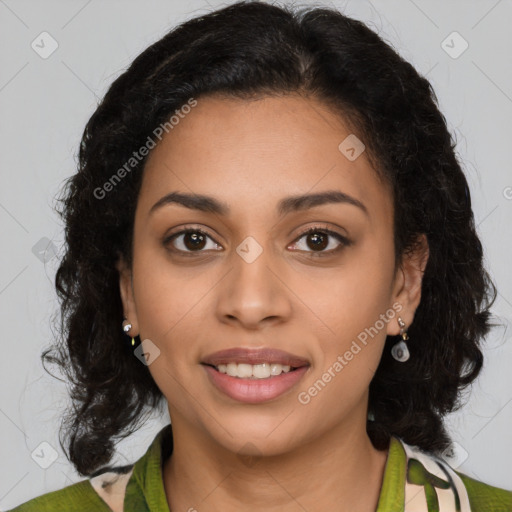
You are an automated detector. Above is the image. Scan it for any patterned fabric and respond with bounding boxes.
[401,439,471,511]
[6,424,512,511]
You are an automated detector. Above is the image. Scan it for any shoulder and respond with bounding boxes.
[456,471,512,512]
[5,424,171,512]
[5,465,134,512]
[5,480,110,512]
[395,436,512,512]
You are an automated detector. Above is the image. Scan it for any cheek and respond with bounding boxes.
[131,244,216,352]
[300,236,395,365]
[130,249,213,406]
[295,261,394,416]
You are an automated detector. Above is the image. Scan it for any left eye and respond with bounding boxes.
[290,227,350,255]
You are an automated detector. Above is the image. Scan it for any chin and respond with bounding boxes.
[205,414,303,457]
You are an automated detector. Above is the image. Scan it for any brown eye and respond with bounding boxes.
[291,226,351,256]
[183,232,206,250]
[164,228,221,253]
[305,232,329,251]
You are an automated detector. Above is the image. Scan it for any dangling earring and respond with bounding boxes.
[391,317,410,362]
[122,319,136,346]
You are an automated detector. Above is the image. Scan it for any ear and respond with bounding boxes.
[386,234,429,336]
[116,254,139,336]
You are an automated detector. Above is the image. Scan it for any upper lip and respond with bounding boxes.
[201,347,310,368]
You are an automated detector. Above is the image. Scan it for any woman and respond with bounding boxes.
[8,1,512,511]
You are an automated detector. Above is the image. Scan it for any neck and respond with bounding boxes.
[163,413,389,512]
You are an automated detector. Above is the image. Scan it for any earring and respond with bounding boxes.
[391,317,410,362]
[122,319,136,346]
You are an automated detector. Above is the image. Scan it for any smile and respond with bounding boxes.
[202,363,310,403]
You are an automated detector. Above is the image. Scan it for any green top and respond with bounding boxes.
[6,424,512,511]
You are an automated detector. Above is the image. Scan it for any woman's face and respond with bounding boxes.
[118,94,427,456]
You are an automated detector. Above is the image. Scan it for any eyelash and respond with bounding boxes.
[163,225,352,258]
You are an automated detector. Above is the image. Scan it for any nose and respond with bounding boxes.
[215,241,293,330]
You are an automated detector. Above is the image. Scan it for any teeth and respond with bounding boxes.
[216,362,292,379]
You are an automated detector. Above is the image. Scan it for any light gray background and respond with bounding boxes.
[1,0,511,508]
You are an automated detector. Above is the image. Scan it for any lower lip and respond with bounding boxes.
[202,364,309,404]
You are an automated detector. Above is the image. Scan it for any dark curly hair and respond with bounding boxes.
[43,0,497,476]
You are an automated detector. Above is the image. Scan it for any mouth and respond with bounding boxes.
[200,347,310,403]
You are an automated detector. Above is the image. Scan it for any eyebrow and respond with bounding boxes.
[149,190,368,218]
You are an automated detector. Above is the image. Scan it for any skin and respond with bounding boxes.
[116,93,429,512]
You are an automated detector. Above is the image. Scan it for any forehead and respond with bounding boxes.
[137,94,392,223]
